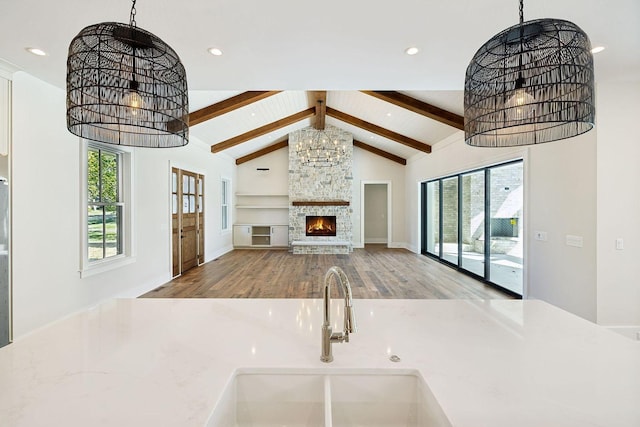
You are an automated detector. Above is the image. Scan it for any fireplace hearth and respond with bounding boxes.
[306,216,337,237]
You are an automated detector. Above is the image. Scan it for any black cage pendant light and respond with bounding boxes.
[66,0,189,148]
[464,0,595,147]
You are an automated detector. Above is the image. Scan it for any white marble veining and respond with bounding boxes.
[0,298,638,426]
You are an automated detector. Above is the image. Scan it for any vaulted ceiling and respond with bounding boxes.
[189,90,464,163]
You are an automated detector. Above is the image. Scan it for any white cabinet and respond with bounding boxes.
[233,225,252,247]
[233,225,288,248]
[270,225,289,247]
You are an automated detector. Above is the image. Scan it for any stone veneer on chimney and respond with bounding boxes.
[288,125,353,254]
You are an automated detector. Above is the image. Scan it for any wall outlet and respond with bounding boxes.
[616,238,624,250]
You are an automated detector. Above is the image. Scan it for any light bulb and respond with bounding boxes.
[507,78,535,121]
[122,80,144,116]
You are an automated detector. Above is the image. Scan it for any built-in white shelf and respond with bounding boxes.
[235,194,290,234]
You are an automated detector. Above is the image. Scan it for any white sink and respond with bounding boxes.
[207,368,452,427]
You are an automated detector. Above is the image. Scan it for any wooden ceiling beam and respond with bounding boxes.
[211,107,316,153]
[353,140,406,165]
[235,140,289,165]
[309,91,327,130]
[360,90,464,130]
[189,91,281,126]
[326,107,432,154]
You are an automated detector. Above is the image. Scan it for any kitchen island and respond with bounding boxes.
[0,298,638,426]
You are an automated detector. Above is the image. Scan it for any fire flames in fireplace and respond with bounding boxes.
[306,216,337,236]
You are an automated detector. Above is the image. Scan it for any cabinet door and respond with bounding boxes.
[233,225,252,247]
[270,225,289,247]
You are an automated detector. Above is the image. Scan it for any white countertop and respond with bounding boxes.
[0,298,638,426]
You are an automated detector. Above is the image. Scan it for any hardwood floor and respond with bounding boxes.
[142,245,512,300]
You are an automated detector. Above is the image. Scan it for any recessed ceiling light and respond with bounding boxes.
[405,47,419,55]
[591,46,605,54]
[26,47,47,56]
[208,47,223,56]
[386,112,392,117]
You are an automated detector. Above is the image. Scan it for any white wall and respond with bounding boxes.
[236,149,289,195]
[406,130,598,322]
[596,82,640,327]
[11,72,235,338]
[235,148,289,225]
[526,132,597,322]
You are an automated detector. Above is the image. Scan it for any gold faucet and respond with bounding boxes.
[321,266,356,363]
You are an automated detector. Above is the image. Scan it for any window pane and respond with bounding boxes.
[189,176,196,194]
[100,151,118,203]
[172,172,177,193]
[104,205,121,258]
[442,177,459,265]
[183,175,189,194]
[461,171,485,276]
[222,180,227,203]
[425,181,439,256]
[86,144,127,267]
[172,194,178,214]
[222,206,228,230]
[489,162,523,295]
[189,195,196,213]
[88,206,104,261]
[198,196,203,213]
[183,195,189,212]
[87,149,100,203]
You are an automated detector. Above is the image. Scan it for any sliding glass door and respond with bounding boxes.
[460,170,485,277]
[421,160,523,296]
[441,177,459,265]
[423,181,440,256]
[488,162,523,294]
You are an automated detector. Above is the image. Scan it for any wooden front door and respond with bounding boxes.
[172,168,204,277]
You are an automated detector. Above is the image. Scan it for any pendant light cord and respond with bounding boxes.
[516,0,525,88]
[129,0,137,28]
[129,0,138,86]
[519,0,524,25]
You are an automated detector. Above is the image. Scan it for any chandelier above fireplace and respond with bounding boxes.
[295,127,347,167]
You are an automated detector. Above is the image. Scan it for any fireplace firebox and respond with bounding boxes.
[306,216,337,237]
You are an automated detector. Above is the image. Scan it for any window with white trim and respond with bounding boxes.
[221,178,230,231]
[81,142,133,276]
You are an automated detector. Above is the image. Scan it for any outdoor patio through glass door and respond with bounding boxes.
[421,160,523,296]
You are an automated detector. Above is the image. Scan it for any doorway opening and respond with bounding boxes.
[361,181,391,247]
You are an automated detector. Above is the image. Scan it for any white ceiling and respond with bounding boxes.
[1,0,638,160]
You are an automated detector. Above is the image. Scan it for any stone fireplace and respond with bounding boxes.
[288,125,353,254]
